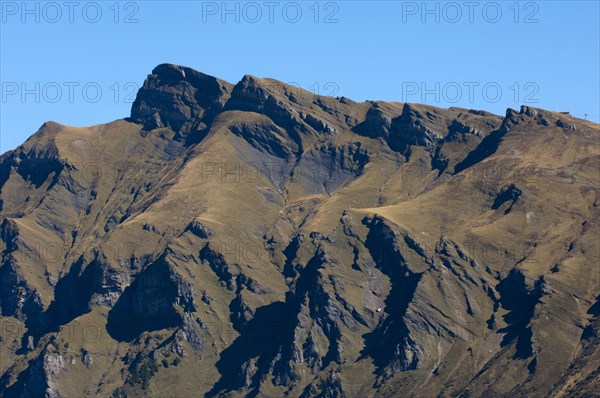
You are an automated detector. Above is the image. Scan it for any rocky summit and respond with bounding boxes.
[0,64,598,398]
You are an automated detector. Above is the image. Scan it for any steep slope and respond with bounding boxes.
[0,64,598,398]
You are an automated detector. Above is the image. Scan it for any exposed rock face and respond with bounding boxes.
[390,103,446,152]
[185,220,215,239]
[0,258,42,319]
[226,75,302,131]
[0,64,598,398]
[107,256,197,341]
[0,344,64,398]
[81,349,93,368]
[361,217,425,377]
[0,139,65,194]
[130,63,233,137]
[353,102,400,139]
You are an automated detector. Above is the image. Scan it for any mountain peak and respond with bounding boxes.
[130,63,233,135]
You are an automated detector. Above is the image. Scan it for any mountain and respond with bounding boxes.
[0,63,598,398]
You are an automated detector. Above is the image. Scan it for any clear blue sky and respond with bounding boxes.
[1,0,599,152]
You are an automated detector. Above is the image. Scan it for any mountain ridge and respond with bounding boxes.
[0,63,598,398]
